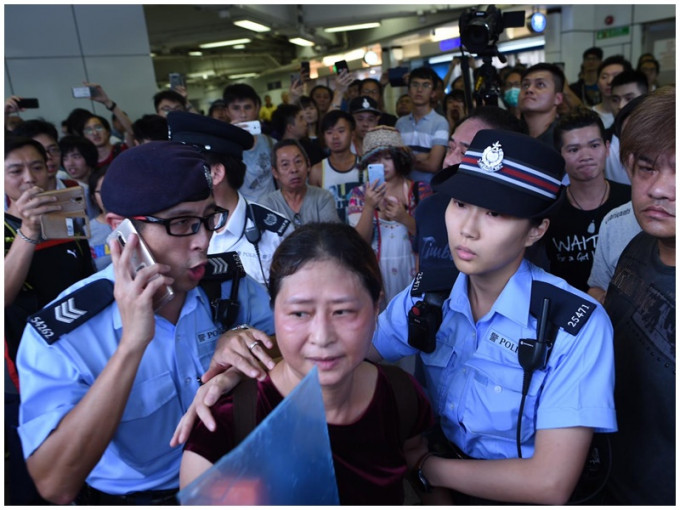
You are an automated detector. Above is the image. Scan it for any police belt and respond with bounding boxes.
[76,484,178,505]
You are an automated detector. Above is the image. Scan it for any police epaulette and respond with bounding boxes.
[27,279,114,344]
[202,252,246,281]
[410,269,459,297]
[247,203,291,237]
[529,281,595,336]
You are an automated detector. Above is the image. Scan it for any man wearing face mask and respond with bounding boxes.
[501,67,522,119]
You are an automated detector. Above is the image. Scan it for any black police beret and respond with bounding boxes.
[167,110,254,158]
[101,141,212,217]
[436,129,566,219]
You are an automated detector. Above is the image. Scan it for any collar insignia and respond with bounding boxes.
[478,141,504,172]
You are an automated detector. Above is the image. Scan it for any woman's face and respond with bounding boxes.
[303,103,319,124]
[83,117,109,148]
[273,259,379,389]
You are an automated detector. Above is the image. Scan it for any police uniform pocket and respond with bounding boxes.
[458,359,546,445]
[115,371,182,468]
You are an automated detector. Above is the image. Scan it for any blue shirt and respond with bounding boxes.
[373,260,617,460]
[395,109,449,184]
[17,264,274,495]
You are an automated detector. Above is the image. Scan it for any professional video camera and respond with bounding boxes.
[458,5,525,107]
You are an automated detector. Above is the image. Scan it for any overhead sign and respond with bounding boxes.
[596,26,630,40]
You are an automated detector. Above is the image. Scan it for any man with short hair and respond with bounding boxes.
[348,95,381,156]
[153,90,187,117]
[603,86,675,506]
[208,99,229,122]
[223,83,276,203]
[360,78,398,126]
[591,55,632,129]
[260,139,339,229]
[545,107,630,291]
[518,62,565,150]
[395,66,449,183]
[12,119,64,191]
[569,47,603,106]
[168,111,289,285]
[16,141,274,504]
[270,103,324,165]
[132,114,168,145]
[637,57,660,91]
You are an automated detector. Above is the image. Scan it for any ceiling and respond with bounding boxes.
[143,4,483,87]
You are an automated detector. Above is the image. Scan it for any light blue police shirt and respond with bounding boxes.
[17,263,273,495]
[373,259,617,460]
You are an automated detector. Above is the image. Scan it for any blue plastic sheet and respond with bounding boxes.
[177,367,339,505]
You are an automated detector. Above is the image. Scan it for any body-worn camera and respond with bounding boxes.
[407,270,458,353]
[459,5,525,55]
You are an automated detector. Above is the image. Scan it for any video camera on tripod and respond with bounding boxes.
[458,5,525,107]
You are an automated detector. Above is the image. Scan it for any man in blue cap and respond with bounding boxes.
[167,111,290,285]
[15,141,275,504]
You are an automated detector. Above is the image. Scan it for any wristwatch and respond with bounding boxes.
[413,452,435,493]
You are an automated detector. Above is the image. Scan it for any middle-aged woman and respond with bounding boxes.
[177,222,437,505]
[347,126,432,305]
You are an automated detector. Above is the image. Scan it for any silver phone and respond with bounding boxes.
[367,163,385,186]
[106,219,174,311]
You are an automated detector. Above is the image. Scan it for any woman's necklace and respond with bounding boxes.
[567,181,609,234]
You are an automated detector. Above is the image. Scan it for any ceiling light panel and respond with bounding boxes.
[199,38,251,49]
[324,22,380,33]
[233,20,271,33]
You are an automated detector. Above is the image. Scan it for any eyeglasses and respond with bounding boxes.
[409,80,432,90]
[83,125,106,135]
[132,207,228,237]
[46,146,61,156]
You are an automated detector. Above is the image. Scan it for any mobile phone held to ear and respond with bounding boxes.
[72,86,98,99]
[367,163,385,186]
[333,60,349,74]
[106,219,175,311]
[235,120,261,136]
[37,187,90,240]
[17,98,39,109]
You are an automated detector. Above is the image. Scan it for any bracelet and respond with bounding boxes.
[17,228,42,244]
[106,101,117,111]
[230,324,250,331]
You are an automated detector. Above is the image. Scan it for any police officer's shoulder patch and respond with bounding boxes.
[203,251,246,281]
[530,281,595,336]
[28,279,115,344]
[410,269,459,297]
[247,203,291,237]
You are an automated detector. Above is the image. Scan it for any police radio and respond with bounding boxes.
[407,270,458,353]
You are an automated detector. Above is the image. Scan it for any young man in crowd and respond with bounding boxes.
[153,89,187,118]
[545,107,630,291]
[395,66,449,183]
[591,55,632,129]
[11,119,64,191]
[360,78,398,126]
[168,111,289,285]
[58,135,101,219]
[309,110,362,223]
[16,141,274,504]
[270,103,324,165]
[518,62,565,151]
[223,83,276,203]
[349,95,381,156]
[569,47,603,106]
[603,86,675,506]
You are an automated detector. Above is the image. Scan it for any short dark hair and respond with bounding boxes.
[85,115,111,134]
[320,109,355,132]
[12,119,59,142]
[267,222,383,306]
[613,94,647,139]
[65,108,94,137]
[271,104,302,138]
[611,70,649,95]
[597,55,632,78]
[271,139,310,170]
[445,89,466,103]
[359,78,383,96]
[5,136,47,161]
[132,114,168,143]
[408,66,437,84]
[203,151,247,191]
[223,83,261,107]
[466,105,525,134]
[521,63,566,93]
[153,90,187,111]
[637,57,660,74]
[583,46,603,60]
[309,85,333,101]
[299,95,317,110]
[553,107,606,150]
[88,164,110,213]
[59,135,99,169]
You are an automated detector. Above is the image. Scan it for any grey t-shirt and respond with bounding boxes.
[259,185,340,232]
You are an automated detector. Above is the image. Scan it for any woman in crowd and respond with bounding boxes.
[347,126,432,305]
[178,223,435,505]
[86,165,112,270]
[299,95,322,142]
[81,114,127,168]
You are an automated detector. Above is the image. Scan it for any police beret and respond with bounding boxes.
[167,110,254,158]
[101,141,212,217]
[436,129,566,219]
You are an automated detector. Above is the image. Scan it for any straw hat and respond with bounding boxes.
[362,125,411,162]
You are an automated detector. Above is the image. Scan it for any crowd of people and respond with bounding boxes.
[4,43,675,506]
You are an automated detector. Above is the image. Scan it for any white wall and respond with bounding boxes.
[5,5,158,130]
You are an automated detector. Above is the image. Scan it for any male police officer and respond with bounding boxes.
[16,141,274,504]
[168,111,290,285]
